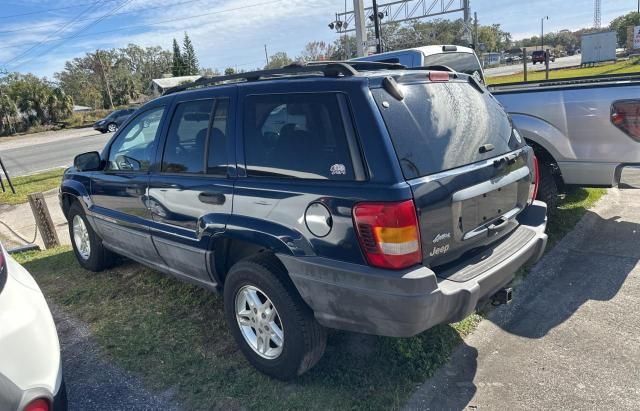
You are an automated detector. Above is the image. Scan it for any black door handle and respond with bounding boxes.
[199,192,226,205]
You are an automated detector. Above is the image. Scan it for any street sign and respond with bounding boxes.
[363,38,380,47]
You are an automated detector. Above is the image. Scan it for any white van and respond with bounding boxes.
[351,45,485,82]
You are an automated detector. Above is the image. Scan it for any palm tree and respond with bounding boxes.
[46,88,73,123]
[0,93,18,134]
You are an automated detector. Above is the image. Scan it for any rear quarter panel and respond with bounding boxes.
[495,84,640,165]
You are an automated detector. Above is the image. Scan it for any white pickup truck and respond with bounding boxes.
[355,46,640,207]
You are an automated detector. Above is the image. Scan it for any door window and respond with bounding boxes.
[106,106,164,172]
[243,93,355,180]
[208,98,230,175]
[162,99,213,173]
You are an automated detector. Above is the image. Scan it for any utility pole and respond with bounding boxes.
[473,12,478,50]
[353,0,366,57]
[96,51,114,109]
[264,44,269,67]
[372,0,382,53]
[541,16,548,51]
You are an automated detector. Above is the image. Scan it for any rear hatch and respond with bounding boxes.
[371,73,534,273]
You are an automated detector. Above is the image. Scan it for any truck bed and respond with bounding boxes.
[489,72,640,94]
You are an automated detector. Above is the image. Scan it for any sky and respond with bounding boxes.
[0,0,637,78]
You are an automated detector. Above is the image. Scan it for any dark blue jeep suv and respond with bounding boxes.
[60,62,548,380]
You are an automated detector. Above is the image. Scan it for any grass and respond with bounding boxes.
[546,187,606,247]
[11,187,606,410]
[0,168,64,206]
[487,57,640,85]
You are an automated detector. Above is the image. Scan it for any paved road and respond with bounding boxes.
[0,129,111,176]
[405,188,640,410]
[485,54,582,77]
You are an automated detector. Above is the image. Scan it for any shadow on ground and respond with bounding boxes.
[406,207,640,410]
[20,249,473,410]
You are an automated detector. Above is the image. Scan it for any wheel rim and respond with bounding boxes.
[72,215,91,260]
[108,123,117,132]
[235,285,284,359]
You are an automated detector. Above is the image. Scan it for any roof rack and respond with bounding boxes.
[162,61,408,95]
[163,62,360,95]
[306,60,406,71]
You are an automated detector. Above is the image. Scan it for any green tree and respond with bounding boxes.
[609,11,640,46]
[264,52,293,69]
[172,38,185,76]
[45,87,73,123]
[182,32,199,75]
[297,41,336,61]
[224,67,235,75]
[0,93,18,134]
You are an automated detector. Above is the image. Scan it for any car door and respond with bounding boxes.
[147,89,236,284]
[90,104,168,262]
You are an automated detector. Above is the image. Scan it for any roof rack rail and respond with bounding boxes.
[306,60,406,71]
[163,62,359,95]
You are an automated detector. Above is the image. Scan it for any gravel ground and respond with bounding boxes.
[51,305,181,411]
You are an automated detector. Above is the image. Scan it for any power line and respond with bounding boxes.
[0,0,118,20]
[0,0,219,35]
[2,0,106,67]
[10,0,136,69]
[0,0,284,53]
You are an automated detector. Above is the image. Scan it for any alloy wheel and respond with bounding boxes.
[72,215,91,260]
[235,285,284,359]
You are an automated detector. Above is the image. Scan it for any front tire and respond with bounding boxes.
[223,254,327,380]
[107,122,117,133]
[68,202,115,271]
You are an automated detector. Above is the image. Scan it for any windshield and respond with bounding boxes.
[422,52,483,80]
[372,80,524,179]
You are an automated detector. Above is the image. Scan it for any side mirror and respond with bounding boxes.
[74,151,102,171]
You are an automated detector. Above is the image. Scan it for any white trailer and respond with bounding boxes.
[581,31,617,64]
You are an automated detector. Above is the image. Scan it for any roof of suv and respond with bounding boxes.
[155,61,469,101]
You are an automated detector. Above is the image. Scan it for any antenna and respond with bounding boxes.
[594,0,601,29]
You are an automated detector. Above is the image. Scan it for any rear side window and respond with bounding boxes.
[243,93,355,180]
[373,80,522,179]
[422,53,482,79]
[162,99,213,173]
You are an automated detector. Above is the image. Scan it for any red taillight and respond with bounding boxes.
[24,399,49,411]
[529,155,539,204]
[353,200,422,269]
[429,71,449,82]
[611,100,640,142]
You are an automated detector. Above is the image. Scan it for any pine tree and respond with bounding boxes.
[172,38,184,76]
[182,32,199,75]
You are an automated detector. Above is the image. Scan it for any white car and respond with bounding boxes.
[0,244,66,411]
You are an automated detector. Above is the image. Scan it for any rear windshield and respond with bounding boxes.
[372,80,522,179]
[422,52,482,78]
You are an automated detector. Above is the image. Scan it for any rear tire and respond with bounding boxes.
[68,201,115,272]
[223,253,327,380]
[536,162,559,211]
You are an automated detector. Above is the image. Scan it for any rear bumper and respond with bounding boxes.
[280,201,547,337]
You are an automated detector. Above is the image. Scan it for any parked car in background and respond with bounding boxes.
[61,62,547,380]
[531,50,555,64]
[490,74,640,207]
[351,44,485,82]
[0,243,67,411]
[93,108,136,133]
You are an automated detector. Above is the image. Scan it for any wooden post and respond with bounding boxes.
[523,47,528,82]
[545,48,550,80]
[27,192,59,249]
